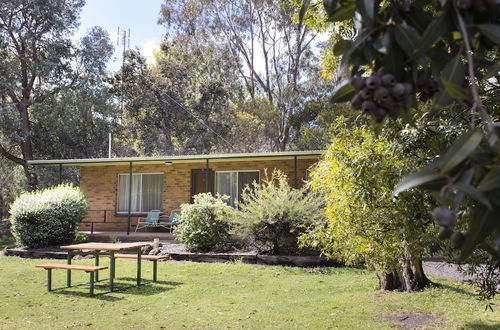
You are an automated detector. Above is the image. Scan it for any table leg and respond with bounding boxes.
[89,272,94,296]
[153,260,157,282]
[47,269,52,292]
[67,251,72,287]
[95,253,99,282]
[137,248,142,286]
[109,251,115,292]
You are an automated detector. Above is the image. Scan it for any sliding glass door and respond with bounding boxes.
[215,171,259,206]
[117,173,163,213]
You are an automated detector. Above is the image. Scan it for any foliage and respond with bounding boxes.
[0,0,114,188]
[1,257,500,328]
[160,0,326,151]
[300,0,500,299]
[174,193,233,251]
[301,119,441,290]
[73,232,89,244]
[234,170,324,255]
[10,184,88,248]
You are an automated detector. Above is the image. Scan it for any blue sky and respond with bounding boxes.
[77,0,165,72]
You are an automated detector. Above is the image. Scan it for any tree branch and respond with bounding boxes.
[454,3,492,131]
[0,142,25,166]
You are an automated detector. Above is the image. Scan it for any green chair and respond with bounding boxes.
[134,210,161,233]
[159,210,181,233]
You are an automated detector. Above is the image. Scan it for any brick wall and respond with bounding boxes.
[79,157,319,231]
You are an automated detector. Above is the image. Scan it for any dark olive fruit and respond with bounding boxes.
[361,100,376,113]
[457,0,473,10]
[381,74,396,87]
[402,83,413,95]
[437,226,452,239]
[380,97,397,113]
[365,75,381,89]
[374,87,390,102]
[450,232,466,249]
[350,94,364,110]
[391,83,406,99]
[432,206,456,227]
[360,88,373,99]
[350,77,365,90]
[373,108,387,122]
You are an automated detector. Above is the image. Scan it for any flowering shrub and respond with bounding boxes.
[10,184,88,248]
[174,193,233,251]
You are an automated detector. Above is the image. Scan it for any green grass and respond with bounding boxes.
[0,257,498,329]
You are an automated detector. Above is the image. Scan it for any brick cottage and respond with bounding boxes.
[28,151,322,234]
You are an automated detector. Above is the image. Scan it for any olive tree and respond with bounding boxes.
[300,0,500,299]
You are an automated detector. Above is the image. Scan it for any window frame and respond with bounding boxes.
[116,172,164,214]
[214,170,260,206]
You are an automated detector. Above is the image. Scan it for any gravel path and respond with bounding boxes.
[423,261,472,282]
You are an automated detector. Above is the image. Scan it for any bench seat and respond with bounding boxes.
[36,264,108,296]
[36,264,108,271]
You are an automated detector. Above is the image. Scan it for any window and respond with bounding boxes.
[215,171,259,207]
[117,173,163,213]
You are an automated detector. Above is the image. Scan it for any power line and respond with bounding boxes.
[162,92,234,151]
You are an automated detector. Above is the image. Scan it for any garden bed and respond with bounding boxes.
[3,243,339,267]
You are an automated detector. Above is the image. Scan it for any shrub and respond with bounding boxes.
[174,193,233,251]
[234,170,325,255]
[74,232,89,244]
[10,184,88,248]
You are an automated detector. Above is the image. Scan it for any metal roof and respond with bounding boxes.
[27,150,324,166]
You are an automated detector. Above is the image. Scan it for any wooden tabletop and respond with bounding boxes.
[60,242,151,251]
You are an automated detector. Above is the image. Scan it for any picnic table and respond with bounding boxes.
[59,242,151,292]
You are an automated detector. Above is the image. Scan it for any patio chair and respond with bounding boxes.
[134,210,161,233]
[159,209,181,233]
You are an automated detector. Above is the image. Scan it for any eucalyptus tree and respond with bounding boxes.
[0,0,113,189]
[159,0,323,151]
[114,39,241,156]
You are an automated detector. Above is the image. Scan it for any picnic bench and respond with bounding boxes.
[36,242,151,296]
[36,264,108,296]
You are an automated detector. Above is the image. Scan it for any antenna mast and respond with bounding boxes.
[117,27,131,113]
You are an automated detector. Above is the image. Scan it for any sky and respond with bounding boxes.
[77,0,165,72]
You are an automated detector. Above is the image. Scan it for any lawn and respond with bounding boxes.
[0,256,498,329]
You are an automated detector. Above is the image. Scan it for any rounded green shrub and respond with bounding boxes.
[174,193,233,251]
[10,184,88,248]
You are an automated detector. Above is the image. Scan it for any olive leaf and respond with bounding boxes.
[327,2,356,22]
[395,23,421,57]
[452,183,492,210]
[440,79,469,103]
[409,12,451,61]
[439,129,483,174]
[330,81,356,103]
[477,24,500,46]
[393,169,443,195]
[356,0,374,27]
[433,54,465,106]
[477,169,500,193]
[459,206,498,261]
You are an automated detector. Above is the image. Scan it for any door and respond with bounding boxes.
[191,169,214,202]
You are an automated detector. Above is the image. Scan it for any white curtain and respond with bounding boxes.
[216,172,238,207]
[117,174,144,212]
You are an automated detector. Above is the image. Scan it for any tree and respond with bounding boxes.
[0,0,113,188]
[302,119,443,291]
[114,38,241,155]
[299,0,500,298]
[159,0,323,151]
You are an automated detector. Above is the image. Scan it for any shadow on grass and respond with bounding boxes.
[436,283,477,298]
[464,322,500,329]
[49,279,183,299]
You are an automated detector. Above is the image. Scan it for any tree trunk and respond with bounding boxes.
[376,258,432,292]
